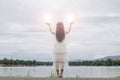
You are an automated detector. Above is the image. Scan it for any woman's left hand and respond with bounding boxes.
[45,23,50,26]
[70,21,75,26]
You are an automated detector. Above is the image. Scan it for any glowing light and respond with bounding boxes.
[44,14,52,23]
[67,14,75,23]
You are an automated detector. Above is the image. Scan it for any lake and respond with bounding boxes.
[0,66,120,78]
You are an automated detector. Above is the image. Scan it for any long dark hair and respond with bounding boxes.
[56,22,65,42]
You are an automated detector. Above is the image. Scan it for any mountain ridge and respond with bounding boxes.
[72,55,120,61]
[96,55,120,60]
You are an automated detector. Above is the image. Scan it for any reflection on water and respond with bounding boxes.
[0,66,120,78]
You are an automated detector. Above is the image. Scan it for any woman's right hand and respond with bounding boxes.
[70,21,75,26]
[45,23,50,26]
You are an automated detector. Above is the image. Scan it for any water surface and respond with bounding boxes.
[0,66,120,78]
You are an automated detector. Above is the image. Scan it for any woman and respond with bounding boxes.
[46,21,74,78]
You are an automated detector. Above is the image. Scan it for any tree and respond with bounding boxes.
[106,58,112,66]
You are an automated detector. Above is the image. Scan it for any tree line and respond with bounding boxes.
[0,58,120,66]
[0,58,52,66]
[69,59,120,66]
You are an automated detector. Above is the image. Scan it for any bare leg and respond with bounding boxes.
[55,62,59,77]
[60,69,64,78]
[56,69,59,77]
[60,62,64,78]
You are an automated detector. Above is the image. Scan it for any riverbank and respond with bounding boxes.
[1,58,120,66]
[0,77,120,80]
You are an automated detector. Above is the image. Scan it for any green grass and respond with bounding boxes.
[26,71,32,77]
[49,72,57,78]
[76,75,80,80]
[115,75,120,78]
[7,71,32,78]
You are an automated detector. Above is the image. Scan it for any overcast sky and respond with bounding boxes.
[0,0,120,61]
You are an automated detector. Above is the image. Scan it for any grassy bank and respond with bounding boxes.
[0,77,119,80]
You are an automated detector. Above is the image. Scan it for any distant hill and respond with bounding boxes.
[70,55,120,62]
[69,59,82,62]
[97,55,120,60]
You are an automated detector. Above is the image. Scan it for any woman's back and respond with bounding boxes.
[54,38,67,54]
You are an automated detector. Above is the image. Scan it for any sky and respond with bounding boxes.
[0,0,120,61]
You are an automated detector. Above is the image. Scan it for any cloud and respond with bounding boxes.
[0,0,120,60]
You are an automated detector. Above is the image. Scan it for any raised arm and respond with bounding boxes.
[66,22,74,34]
[45,23,55,35]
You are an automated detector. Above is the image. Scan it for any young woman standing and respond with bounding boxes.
[46,21,74,78]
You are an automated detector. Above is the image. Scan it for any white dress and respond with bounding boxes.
[53,38,68,69]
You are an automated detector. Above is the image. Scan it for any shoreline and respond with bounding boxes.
[0,77,119,80]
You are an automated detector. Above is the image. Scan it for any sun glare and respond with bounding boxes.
[67,14,75,23]
[44,14,53,23]
[43,13,75,25]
